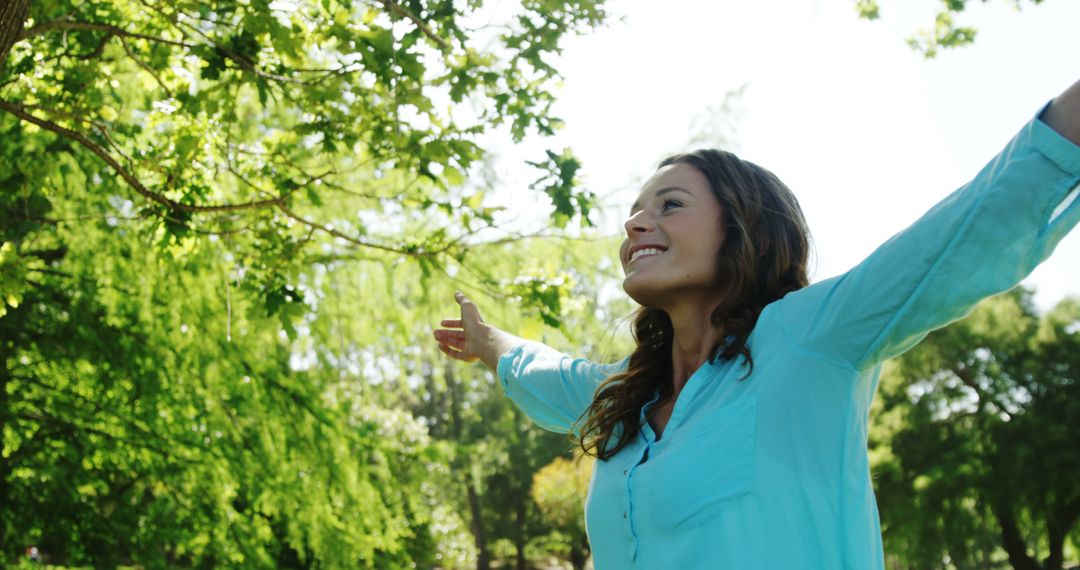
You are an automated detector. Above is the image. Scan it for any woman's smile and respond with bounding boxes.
[630,248,665,263]
[628,246,668,264]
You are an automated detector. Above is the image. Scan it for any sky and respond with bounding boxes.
[487,0,1080,312]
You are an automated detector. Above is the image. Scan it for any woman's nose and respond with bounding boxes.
[624,211,654,236]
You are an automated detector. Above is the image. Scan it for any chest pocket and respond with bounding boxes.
[638,395,757,530]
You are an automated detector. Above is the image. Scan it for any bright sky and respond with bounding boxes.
[489,0,1080,312]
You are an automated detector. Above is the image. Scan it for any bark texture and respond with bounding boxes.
[0,0,30,73]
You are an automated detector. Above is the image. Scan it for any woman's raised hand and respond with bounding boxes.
[434,291,488,363]
[433,292,520,372]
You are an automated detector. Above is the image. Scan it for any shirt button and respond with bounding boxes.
[623,511,628,519]
[623,469,628,475]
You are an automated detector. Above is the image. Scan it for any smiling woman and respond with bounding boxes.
[432,78,1080,569]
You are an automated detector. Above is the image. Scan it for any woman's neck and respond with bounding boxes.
[663,300,722,396]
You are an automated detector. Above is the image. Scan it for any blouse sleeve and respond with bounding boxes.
[778,104,1080,370]
[497,340,629,435]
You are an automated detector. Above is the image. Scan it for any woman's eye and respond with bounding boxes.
[661,199,681,212]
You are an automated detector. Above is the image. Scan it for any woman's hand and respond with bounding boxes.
[1042,77,1080,146]
[434,292,522,372]
[433,291,487,364]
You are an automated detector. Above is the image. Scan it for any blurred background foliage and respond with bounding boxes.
[0,0,1077,568]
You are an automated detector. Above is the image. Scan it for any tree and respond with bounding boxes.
[0,213,457,566]
[855,0,1047,58]
[1,0,618,566]
[870,288,1080,569]
[532,453,594,570]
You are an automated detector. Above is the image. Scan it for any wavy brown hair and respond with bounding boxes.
[576,149,811,460]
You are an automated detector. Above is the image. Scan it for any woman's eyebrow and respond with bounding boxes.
[629,187,693,214]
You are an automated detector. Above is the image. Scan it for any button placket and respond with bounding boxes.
[624,443,650,540]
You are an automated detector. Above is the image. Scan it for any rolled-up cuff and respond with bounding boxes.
[495,341,532,393]
[1034,100,1080,175]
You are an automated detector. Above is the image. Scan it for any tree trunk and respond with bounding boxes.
[1044,497,1080,570]
[514,496,527,570]
[992,501,1040,570]
[570,549,586,570]
[445,364,491,570]
[466,478,491,570]
[569,532,589,570]
[0,0,30,73]
[445,361,463,441]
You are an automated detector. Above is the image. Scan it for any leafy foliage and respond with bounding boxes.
[531,453,593,570]
[0,0,618,567]
[0,0,603,325]
[871,289,1080,569]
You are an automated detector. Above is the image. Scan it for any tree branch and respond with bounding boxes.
[225,164,313,202]
[162,11,332,86]
[18,102,131,161]
[224,163,451,258]
[118,35,173,97]
[77,31,114,60]
[16,17,318,86]
[380,0,451,51]
[274,202,437,257]
[0,99,296,214]
[17,20,194,48]
[0,98,174,208]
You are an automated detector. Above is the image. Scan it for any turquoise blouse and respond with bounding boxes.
[496,106,1080,569]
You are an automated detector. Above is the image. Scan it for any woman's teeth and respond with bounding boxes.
[630,248,664,262]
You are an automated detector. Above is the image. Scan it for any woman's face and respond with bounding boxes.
[619,162,726,307]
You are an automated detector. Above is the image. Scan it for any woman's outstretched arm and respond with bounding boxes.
[433,291,522,373]
[777,77,1080,369]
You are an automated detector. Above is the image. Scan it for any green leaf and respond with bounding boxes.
[855,0,880,20]
[175,135,200,161]
[306,186,323,207]
[256,78,270,106]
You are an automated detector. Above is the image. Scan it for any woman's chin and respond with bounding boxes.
[622,277,665,307]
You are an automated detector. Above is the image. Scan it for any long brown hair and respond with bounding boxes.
[576,149,811,460]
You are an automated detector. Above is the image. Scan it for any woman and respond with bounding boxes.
[432,79,1080,568]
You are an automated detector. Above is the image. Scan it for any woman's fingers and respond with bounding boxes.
[440,319,463,327]
[437,342,460,359]
[433,329,466,340]
[433,330,467,349]
[437,341,477,362]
